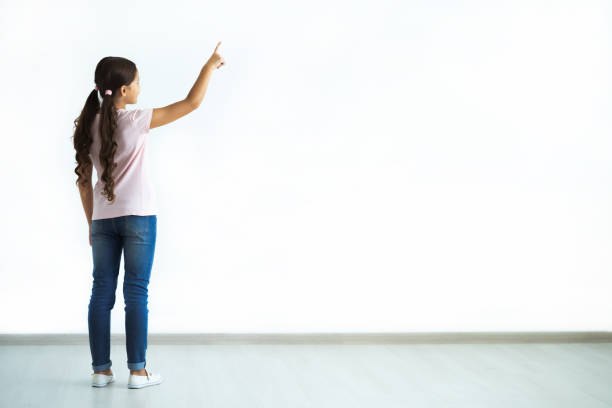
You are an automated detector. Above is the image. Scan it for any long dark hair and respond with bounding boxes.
[72,56,138,203]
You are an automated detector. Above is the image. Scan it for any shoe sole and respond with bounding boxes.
[127,379,162,389]
[92,378,114,387]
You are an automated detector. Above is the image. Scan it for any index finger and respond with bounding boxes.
[214,41,222,52]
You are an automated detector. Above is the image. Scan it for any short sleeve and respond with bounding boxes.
[127,108,153,133]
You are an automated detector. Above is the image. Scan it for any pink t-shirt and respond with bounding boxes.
[89,108,157,220]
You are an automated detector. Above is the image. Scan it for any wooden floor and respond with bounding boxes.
[2,342,612,407]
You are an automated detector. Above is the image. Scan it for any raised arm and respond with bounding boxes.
[150,41,226,129]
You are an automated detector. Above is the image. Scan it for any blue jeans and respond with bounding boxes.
[88,215,157,371]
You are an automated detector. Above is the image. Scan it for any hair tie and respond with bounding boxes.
[105,90,112,96]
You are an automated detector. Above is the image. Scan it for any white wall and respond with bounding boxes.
[1,0,610,333]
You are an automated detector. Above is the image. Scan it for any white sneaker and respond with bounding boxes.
[91,371,114,387]
[127,368,163,389]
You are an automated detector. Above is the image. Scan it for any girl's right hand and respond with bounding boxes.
[205,41,225,70]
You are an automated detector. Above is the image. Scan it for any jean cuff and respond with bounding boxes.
[92,360,112,371]
[127,361,146,370]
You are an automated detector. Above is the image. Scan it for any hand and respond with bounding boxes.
[89,223,92,246]
[205,41,225,70]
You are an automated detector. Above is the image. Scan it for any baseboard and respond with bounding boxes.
[1,331,611,345]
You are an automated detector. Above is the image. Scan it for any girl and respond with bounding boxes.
[72,42,225,389]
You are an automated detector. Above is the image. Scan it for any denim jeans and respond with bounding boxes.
[88,215,157,371]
